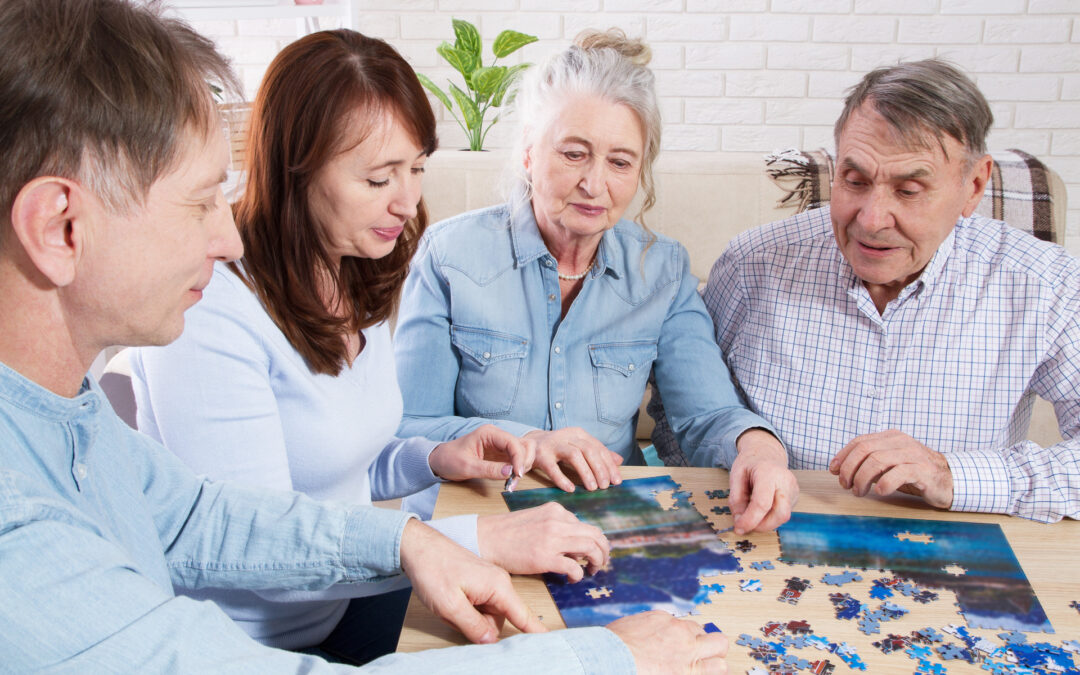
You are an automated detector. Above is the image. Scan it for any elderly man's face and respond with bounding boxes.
[524,95,644,243]
[831,103,988,309]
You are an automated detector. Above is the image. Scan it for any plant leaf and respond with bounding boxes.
[436,42,472,79]
[492,30,538,58]
[452,19,481,75]
[449,82,481,131]
[470,66,506,99]
[490,62,530,107]
[416,73,453,112]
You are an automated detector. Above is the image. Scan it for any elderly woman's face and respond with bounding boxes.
[524,96,644,241]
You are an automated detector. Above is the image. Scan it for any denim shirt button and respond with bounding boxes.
[554,402,562,409]
[544,259,553,267]
[74,462,88,479]
[553,346,561,354]
[548,294,556,301]
[628,363,635,371]
[483,351,491,360]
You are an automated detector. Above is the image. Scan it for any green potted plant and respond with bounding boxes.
[417,19,537,151]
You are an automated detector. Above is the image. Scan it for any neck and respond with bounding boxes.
[535,224,602,276]
[0,258,95,397]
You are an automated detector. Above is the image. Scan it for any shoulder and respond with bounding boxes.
[726,206,836,261]
[956,215,1080,289]
[421,205,513,256]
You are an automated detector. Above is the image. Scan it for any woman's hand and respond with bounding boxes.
[428,424,536,482]
[477,502,610,582]
[524,427,624,492]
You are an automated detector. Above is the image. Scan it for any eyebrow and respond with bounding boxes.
[367,149,429,173]
[562,136,640,159]
[192,170,228,194]
[839,158,930,182]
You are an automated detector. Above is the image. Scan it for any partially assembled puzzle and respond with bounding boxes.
[502,475,1079,675]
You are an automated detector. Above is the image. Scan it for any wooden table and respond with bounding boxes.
[397,468,1080,671]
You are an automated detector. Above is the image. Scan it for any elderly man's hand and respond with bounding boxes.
[607,611,728,674]
[830,430,954,508]
[478,502,610,582]
[428,424,536,483]
[399,519,546,644]
[524,427,623,492]
[729,429,799,534]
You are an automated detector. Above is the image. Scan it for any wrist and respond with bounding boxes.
[736,428,787,463]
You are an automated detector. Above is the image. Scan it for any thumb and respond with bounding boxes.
[473,458,514,481]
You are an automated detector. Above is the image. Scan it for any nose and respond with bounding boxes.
[578,159,606,198]
[208,187,243,261]
[857,185,894,234]
[389,172,421,222]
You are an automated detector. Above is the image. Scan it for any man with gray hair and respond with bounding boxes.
[0,0,728,671]
[652,59,1079,524]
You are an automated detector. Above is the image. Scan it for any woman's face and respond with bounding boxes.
[309,109,426,263]
[524,96,644,243]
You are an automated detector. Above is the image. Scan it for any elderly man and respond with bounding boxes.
[0,1,727,672]
[652,59,1079,525]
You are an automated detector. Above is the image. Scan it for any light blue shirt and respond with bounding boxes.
[0,361,634,672]
[395,202,776,466]
[653,206,1080,523]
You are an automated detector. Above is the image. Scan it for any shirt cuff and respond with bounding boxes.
[563,627,637,674]
[703,413,783,469]
[427,514,480,557]
[401,436,441,484]
[340,506,416,579]
[945,450,1013,515]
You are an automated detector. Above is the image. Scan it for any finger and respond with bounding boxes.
[536,453,576,492]
[561,445,599,491]
[553,556,586,582]
[753,490,792,532]
[442,595,501,644]
[733,481,774,534]
[850,452,894,497]
[499,433,534,478]
[694,654,729,675]
[727,464,750,516]
[568,533,609,570]
[484,583,547,635]
[833,440,875,489]
[874,463,919,497]
[694,632,729,660]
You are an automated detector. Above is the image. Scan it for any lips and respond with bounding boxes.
[572,203,606,217]
[372,225,405,241]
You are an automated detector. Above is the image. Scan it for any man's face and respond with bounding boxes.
[72,125,243,348]
[830,103,987,305]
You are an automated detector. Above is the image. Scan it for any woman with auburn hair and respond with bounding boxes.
[130,29,607,664]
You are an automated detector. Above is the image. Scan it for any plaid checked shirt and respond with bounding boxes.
[651,206,1080,523]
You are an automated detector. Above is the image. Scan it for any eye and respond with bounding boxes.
[411,166,426,176]
[610,158,632,170]
[367,178,390,188]
[563,150,586,161]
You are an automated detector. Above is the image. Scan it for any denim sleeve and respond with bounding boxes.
[395,235,538,441]
[650,245,780,469]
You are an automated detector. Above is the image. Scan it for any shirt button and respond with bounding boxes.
[554,402,563,410]
[628,363,635,371]
[548,294,556,301]
[553,346,561,354]
[74,463,88,479]
[482,351,491,360]
[544,260,553,267]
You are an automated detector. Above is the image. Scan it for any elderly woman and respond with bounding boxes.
[395,30,799,533]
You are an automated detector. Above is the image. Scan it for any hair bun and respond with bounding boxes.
[574,28,651,67]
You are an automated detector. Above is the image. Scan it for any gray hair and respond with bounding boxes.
[509,29,662,227]
[835,58,993,166]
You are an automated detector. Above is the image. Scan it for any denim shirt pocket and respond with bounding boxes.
[588,340,658,426]
[451,325,530,416]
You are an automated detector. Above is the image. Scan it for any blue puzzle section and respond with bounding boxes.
[777,512,1052,632]
[503,475,740,628]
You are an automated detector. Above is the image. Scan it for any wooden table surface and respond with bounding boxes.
[397,468,1080,671]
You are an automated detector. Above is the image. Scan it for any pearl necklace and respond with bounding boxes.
[557,257,595,281]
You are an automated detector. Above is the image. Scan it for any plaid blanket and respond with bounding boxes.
[765,147,1059,244]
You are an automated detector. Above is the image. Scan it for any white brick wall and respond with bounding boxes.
[185,2,1080,256]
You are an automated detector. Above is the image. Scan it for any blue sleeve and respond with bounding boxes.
[395,234,537,441]
[651,246,780,468]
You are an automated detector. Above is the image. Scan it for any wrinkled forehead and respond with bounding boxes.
[837,103,958,166]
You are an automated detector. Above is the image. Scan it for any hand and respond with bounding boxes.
[524,427,623,492]
[829,430,953,508]
[729,429,799,534]
[478,502,610,582]
[398,519,546,644]
[607,611,728,675]
[429,424,535,483]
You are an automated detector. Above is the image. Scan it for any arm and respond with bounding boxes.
[395,236,537,442]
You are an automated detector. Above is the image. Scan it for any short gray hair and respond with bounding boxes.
[509,29,662,226]
[835,58,993,165]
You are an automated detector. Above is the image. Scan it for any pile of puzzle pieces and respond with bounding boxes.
[737,619,867,673]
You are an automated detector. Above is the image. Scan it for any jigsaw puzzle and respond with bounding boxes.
[502,475,740,628]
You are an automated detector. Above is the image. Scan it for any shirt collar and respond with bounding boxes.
[0,361,102,422]
[509,202,621,280]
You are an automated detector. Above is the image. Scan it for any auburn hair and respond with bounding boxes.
[231,29,437,375]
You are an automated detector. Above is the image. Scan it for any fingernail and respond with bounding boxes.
[501,464,512,477]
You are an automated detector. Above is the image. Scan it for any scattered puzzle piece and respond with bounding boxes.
[704,489,729,500]
[786,620,812,635]
[821,570,862,586]
[751,560,775,571]
[857,615,881,635]
[702,622,721,634]
[740,579,763,592]
[906,645,934,660]
[735,540,756,553]
[711,505,731,515]
[808,658,835,674]
[869,584,894,600]
[1070,600,1080,614]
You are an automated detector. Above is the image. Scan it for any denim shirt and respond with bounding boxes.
[0,361,632,673]
[396,203,776,467]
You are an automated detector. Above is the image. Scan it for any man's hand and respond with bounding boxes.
[607,611,728,674]
[478,502,610,582]
[830,430,953,508]
[729,429,799,534]
[524,427,623,492]
[398,519,546,644]
[428,424,536,483]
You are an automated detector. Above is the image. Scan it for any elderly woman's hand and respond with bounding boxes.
[428,424,537,483]
[523,427,624,492]
[729,429,799,534]
[478,502,610,581]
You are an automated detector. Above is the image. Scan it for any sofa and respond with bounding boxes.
[418,147,1070,450]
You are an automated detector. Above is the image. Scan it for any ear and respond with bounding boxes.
[9,177,83,287]
[960,153,993,218]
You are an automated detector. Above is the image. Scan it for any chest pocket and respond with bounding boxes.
[451,326,529,416]
[589,340,657,426]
